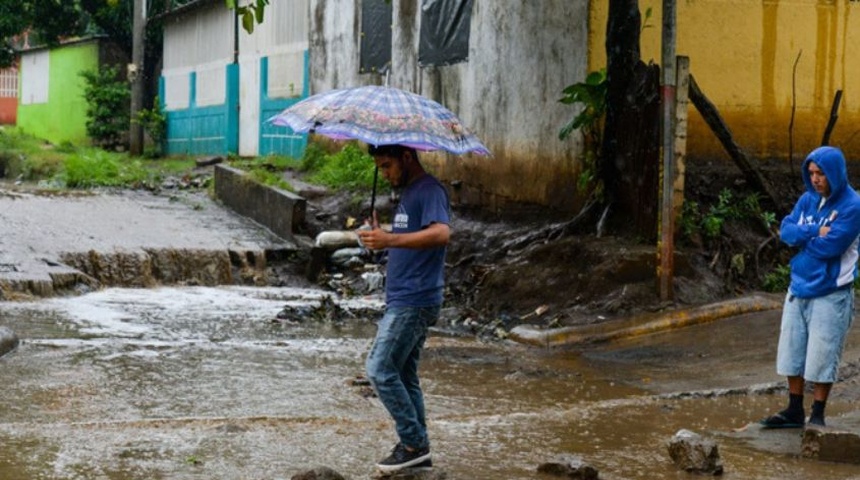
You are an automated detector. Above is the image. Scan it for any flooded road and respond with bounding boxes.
[2,287,860,479]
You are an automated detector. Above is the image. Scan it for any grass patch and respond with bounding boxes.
[0,128,67,180]
[61,150,150,188]
[0,128,383,197]
[0,129,204,190]
[141,156,197,175]
[228,154,300,191]
[302,142,385,193]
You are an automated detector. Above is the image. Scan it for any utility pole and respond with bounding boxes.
[130,0,146,156]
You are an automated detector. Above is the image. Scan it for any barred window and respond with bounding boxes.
[0,68,17,98]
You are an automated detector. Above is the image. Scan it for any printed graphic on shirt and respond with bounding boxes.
[394,212,408,229]
[800,210,838,227]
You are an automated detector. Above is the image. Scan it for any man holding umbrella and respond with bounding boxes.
[357,144,450,473]
[269,84,489,471]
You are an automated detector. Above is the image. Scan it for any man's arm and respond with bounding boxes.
[358,222,450,250]
[801,206,860,259]
[779,195,818,247]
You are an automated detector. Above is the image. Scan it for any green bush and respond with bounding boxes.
[762,264,790,293]
[298,142,327,173]
[559,69,607,195]
[306,143,385,192]
[80,65,130,150]
[680,190,777,242]
[136,96,167,158]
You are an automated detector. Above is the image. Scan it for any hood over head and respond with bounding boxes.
[802,146,849,198]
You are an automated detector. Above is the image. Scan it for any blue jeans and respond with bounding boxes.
[365,305,439,450]
[777,288,854,383]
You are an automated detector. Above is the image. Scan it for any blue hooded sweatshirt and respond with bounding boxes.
[780,146,860,298]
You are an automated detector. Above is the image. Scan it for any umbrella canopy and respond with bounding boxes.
[268,85,490,156]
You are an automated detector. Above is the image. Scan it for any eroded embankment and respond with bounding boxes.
[0,247,303,300]
[0,178,309,301]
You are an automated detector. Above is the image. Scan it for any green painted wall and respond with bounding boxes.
[18,41,99,146]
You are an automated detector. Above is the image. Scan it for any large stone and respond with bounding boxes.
[371,468,446,479]
[0,326,19,357]
[802,424,860,464]
[667,429,723,475]
[315,230,360,250]
[537,454,599,479]
[290,467,347,480]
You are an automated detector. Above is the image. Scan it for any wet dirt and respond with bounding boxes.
[296,157,803,334]
[2,160,860,479]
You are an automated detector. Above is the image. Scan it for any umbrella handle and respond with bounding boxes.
[370,165,378,218]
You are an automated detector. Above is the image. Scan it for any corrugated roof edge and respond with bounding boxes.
[15,34,108,54]
[149,0,224,23]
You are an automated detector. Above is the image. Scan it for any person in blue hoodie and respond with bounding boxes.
[760,146,860,428]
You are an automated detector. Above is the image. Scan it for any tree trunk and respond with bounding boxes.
[602,0,661,240]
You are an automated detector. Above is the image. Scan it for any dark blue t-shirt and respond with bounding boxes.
[385,174,450,307]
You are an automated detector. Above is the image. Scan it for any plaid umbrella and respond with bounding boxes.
[268,85,490,156]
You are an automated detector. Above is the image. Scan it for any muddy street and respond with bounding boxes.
[2,286,860,479]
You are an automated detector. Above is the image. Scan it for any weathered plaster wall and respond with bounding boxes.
[309,0,589,212]
[18,42,99,146]
[310,0,371,92]
[590,0,860,164]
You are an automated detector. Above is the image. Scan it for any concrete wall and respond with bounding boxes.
[238,0,310,156]
[161,65,240,155]
[309,0,589,212]
[214,164,307,242]
[162,1,311,158]
[18,41,100,145]
[590,0,860,164]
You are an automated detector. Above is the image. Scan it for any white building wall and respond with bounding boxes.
[162,6,234,110]
[238,0,310,156]
[308,0,588,211]
[21,51,49,105]
[309,0,370,93]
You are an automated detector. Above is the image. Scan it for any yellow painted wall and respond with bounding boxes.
[589,0,860,163]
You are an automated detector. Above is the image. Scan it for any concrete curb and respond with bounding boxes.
[509,294,783,348]
[0,326,19,358]
[214,164,307,242]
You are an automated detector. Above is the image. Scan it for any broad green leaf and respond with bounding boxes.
[242,11,254,34]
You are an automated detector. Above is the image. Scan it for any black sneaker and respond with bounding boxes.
[376,443,431,473]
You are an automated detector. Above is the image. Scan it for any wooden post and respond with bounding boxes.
[821,90,843,146]
[129,0,145,156]
[673,56,690,224]
[658,0,677,301]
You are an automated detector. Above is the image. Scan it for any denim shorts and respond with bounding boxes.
[776,287,854,383]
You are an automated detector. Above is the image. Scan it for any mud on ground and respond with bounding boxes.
[293,157,804,333]
[0,156,801,335]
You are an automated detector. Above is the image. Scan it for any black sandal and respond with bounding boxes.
[759,412,804,429]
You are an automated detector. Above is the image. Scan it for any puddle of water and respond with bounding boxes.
[1,287,860,479]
